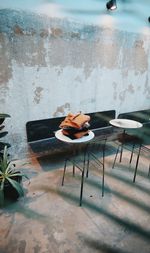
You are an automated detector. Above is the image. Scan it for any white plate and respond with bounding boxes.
[55,129,95,143]
[109,119,143,129]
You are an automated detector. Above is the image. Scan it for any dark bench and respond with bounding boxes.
[26,116,65,142]
[118,109,150,144]
[118,109,150,124]
[26,110,116,154]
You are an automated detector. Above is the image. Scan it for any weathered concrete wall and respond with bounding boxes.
[0,9,150,158]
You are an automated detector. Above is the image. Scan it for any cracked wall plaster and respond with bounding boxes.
[53,103,71,117]
[0,33,12,84]
[34,86,44,104]
[0,9,150,157]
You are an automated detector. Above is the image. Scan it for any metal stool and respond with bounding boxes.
[132,144,150,182]
[112,134,142,182]
[86,137,107,197]
[61,143,88,206]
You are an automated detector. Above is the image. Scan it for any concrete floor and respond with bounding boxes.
[0,144,150,253]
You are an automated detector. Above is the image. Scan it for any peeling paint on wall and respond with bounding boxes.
[144,74,150,99]
[53,103,71,117]
[40,29,49,38]
[0,33,12,84]
[132,40,148,74]
[119,90,126,103]
[112,82,118,100]
[127,84,134,94]
[0,9,150,157]
[11,34,47,67]
[0,10,149,76]
[34,86,44,104]
[13,24,24,35]
[55,67,63,76]
[50,27,63,38]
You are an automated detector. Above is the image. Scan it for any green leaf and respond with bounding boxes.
[0,178,5,206]
[3,146,8,162]
[0,178,5,191]
[0,114,11,118]
[0,189,4,207]
[0,131,8,138]
[0,125,5,131]
[1,146,8,172]
[5,162,15,174]
[6,177,24,197]
[9,173,28,178]
[0,142,11,151]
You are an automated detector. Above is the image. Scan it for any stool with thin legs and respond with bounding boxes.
[131,144,150,182]
[61,143,88,206]
[86,137,107,197]
[55,129,95,206]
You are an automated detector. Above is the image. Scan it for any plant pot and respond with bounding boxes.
[4,175,22,201]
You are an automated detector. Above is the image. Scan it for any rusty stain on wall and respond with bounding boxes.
[53,103,70,117]
[34,86,44,104]
[13,24,36,36]
[94,41,119,70]
[40,29,49,38]
[123,39,148,74]
[0,34,12,84]
[127,84,134,94]
[132,40,148,73]
[11,34,47,67]
[13,25,24,35]
[50,28,63,38]
[0,10,149,79]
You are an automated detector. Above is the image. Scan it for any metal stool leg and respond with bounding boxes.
[79,168,85,206]
[148,164,150,177]
[102,162,105,197]
[102,142,105,197]
[112,144,120,168]
[79,148,87,206]
[73,164,75,176]
[62,158,67,186]
[133,145,141,183]
[130,143,135,164]
[86,152,90,178]
[119,130,126,163]
[72,145,76,176]
[119,143,124,163]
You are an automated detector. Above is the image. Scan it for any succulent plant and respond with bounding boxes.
[0,146,28,206]
[0,113,11,158]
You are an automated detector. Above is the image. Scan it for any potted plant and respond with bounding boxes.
[0,146,28,207]
[0,113,11,158]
